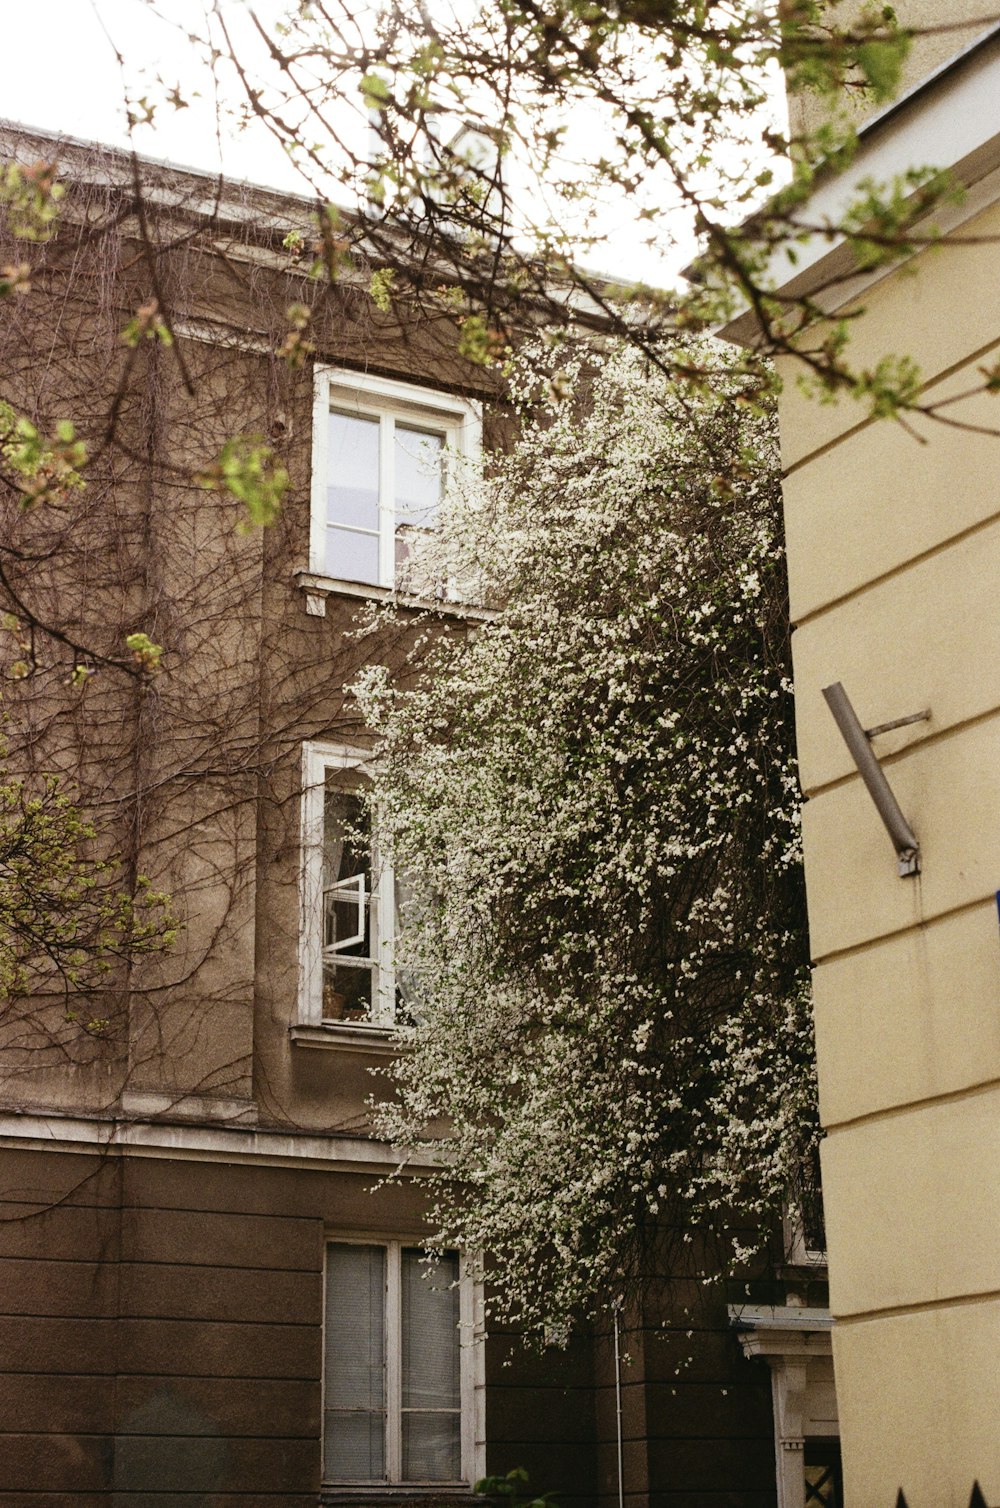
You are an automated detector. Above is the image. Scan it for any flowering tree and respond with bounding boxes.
[359,341,817,1337]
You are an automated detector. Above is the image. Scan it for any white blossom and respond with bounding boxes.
[358,341,819,1341]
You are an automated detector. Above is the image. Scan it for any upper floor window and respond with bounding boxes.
[784,1143,827,1266]
[299,741,398,1029]
[310,367,481,592]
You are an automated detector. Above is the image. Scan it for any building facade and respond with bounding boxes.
[0,123,802,1508]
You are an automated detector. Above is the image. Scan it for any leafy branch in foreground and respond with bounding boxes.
[358,341,818,1339]
[174,0,1000,423]
[0,758,176,1017]
[197,435,290,529]
[476,1466,557,1507]
[0,399,87,508]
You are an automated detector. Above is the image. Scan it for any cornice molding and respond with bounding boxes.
[0,1107,439,1173]
[719,30,1000,343]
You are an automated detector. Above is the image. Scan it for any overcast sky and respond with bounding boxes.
[0,3,308,191]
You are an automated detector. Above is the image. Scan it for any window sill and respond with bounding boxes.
[321,1492,479,1507]
[290,1022,403,1055]
[295,570,492,622]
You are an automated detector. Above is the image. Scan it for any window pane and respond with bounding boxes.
[323,961,374,1022]
[323,786,368,872]
[395,425,444,527]
[805,1440,843,1507]
[326,1245,386,1408]
[328,410,380,530]
[402,1249,460,1411]
[402,1412,462,1482]
[323,782,377,1021]
[393,869,424,1021]
[325,524,380,584]
[325,1411,386,1483]
[326,884,366,954]
[323,788,371,948]
[324,1244,386,1482]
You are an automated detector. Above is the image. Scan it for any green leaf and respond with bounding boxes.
[369,267,397,313]
[125,633,163,672]
[360,71,390,104]
[857,36,909,102]
[198,436,289,527]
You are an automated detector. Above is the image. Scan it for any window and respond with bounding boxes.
[783,1143,827,1266]
[805,1442,843,1508]
[299,741,398,1029]
[323,1240,478,1486]
[311,367,481,592]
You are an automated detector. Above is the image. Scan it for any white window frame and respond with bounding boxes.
[321,1235,485,1490]
[299,740,397,1029]
[783,1201,828,1269]
[310,365,482,591]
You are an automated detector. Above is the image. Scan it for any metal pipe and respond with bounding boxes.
[613,1304,625,1508]
[822,682,920,877]
[865,709,929,738]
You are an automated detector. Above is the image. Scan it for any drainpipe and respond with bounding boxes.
[613,1302,625,1508]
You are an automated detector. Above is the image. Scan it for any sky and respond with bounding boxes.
[0,0,785,289]
[0,2,309,196]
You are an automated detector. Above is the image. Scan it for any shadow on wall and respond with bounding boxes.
[115,1388,229,1497]
[895,1486,993,1508]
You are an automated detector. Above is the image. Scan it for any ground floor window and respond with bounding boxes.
[805,1439,843,1507]
[323,1239,473,1485]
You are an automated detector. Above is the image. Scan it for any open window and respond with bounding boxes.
[321,779,381,1022]
[310,367,481,594]
[299,741,398,1030]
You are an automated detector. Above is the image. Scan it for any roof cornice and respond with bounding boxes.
[719,25,1000,345]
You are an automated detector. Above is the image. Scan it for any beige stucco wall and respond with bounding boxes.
[776,177,1000,1506]
[789,0,993,138]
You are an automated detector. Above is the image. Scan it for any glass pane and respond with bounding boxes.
[395,528,416,587]
[801,1140,826,1253]
[395,425,443,527]
[402,1249,460,1410]
[324,1244,386,1481]
[805,1441,842,1508]
[323,789,372,953]
[325,1245,386,1408]
[325,524,380,584]
[323,960,374,1022]
[323,782,376,1021]
[402,1411,461,1482]
[393,870,421,1021]
[324,1410,386,1483]
[328,410,380,530]
[326,885,364,952]
[323,787,369,880]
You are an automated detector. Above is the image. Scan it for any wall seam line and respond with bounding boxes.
[781,327,1000,482]
[809,893,994,967]
[833,1286,1000,1326]
[800,702,1000,801]
[823,1073,1000,1133]
[791,502,1000,629]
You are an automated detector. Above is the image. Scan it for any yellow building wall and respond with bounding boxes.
[776,188,1000,1507]
[789,0,992,137]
